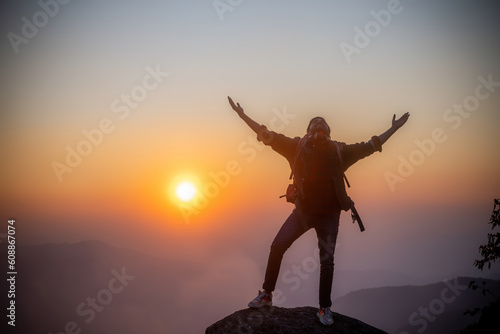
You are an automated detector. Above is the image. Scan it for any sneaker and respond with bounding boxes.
[248,290,272,308]
[317,307,334,326]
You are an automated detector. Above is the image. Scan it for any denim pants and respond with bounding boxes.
[262,207,340,308]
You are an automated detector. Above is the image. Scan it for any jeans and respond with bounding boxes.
[262,207,340,308]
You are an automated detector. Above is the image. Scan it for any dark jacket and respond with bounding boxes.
[258,127,378,213]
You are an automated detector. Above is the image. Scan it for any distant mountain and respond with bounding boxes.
[7,240,208,334]
[3,240,498,334]
[333,268,432,299]
[275,267,451,308]
[332,277,500,334]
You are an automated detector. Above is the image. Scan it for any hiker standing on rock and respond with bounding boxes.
[228,96,410,326]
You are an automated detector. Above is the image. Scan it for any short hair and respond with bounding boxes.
[307,117,331,136]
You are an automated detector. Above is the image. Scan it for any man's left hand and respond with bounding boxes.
[392,112,410,130]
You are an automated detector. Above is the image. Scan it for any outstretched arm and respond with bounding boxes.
[377,112,410,146]
[228,96,263,134]
[340,112,410,169]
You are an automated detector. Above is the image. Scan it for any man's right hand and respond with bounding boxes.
[228,96,244,116]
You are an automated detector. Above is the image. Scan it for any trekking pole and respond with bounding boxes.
[344,173,365,232]
[351,203,365,232]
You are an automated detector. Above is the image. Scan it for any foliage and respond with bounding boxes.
[462,199,500,334]
[473,199,500,271]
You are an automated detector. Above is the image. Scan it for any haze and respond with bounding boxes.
[1,0,500,333]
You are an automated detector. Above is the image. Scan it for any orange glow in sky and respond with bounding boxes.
[0,0,498,291]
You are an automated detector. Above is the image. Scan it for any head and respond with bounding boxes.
[307,117,331,140]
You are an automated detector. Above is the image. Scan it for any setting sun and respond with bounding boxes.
[176,181,197,202]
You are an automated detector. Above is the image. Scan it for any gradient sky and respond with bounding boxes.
[1,0,500,320]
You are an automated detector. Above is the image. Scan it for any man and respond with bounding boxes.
[228,96,410,326]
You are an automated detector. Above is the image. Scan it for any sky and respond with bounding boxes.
[1,0,500,329]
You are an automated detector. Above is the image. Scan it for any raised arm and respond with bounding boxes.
[341,112,410,169]
[228,96,263,134]
[377,112,410,146]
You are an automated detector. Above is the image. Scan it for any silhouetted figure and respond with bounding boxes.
[228,96,410,326]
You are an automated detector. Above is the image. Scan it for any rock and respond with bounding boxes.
[206,306,388,334]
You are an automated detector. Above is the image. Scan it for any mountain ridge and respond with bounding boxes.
[332,277,500,334]
[5,240,498,334]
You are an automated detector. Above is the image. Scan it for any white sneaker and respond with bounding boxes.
[248,290,272,308]
[317,307,334,326]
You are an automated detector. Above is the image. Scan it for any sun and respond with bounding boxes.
[175,181,197,202]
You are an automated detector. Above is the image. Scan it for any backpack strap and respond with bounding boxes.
[289,135,309,180]
[332,141,351,188]
[332,140,344,167]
